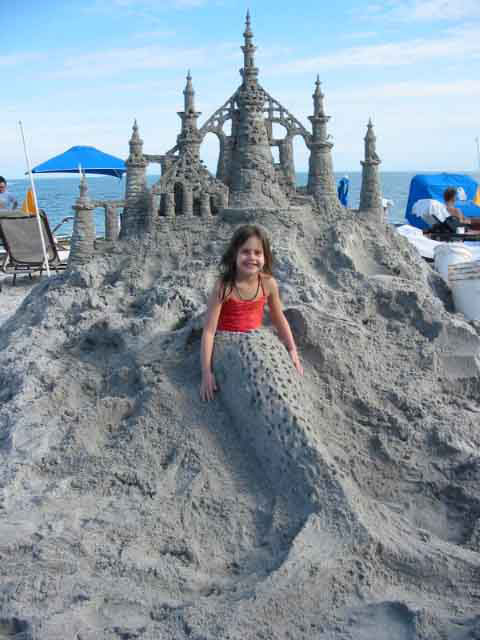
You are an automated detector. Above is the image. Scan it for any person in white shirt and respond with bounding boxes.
[0,177,18,210]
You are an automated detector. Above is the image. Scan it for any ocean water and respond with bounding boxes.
[4,172,433,236]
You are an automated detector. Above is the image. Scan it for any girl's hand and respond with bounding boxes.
[289,348,304,375]
[201,370,218,402]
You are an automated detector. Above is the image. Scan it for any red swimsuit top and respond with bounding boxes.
[217,277,267,332]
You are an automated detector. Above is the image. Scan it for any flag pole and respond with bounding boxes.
[18,120,50,277]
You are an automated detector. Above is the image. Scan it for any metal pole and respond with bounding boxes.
[19,120,50,277]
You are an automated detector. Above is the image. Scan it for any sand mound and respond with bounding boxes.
[1,204,480,639]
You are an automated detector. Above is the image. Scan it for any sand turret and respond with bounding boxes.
[307,76,341,215]
[359,118,382,213]
[122,119,148,236]
[68,173,95,268]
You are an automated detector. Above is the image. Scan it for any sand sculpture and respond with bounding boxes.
[1,12,480,640]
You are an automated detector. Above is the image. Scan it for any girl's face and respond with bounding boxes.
[236,235,265,278]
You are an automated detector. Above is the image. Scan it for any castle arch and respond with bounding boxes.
[271,121,288,142]
[292,133,310,185]
[201,131,222,178]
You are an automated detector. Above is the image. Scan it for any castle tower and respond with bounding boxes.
[229,11,288,209]
[122,119,148,237]
[359,119,382,212]
[177,71,202,159]
[307,76,341,215]
[68,173,95,269]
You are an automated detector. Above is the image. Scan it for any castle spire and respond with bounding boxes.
[313,75,325,117]
[177,71,202,158]
[365,117,376,157]
[128,119,144,159]
[240,9,258,85]
[184,69,195,112]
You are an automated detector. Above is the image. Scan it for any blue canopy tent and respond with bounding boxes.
[31,145,126,178]
[406,173,480,229]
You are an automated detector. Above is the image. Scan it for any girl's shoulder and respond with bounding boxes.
[260,273,277,296]
[214,277,232,301]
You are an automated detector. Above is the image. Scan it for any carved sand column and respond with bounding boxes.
[104,205,119,242]
[164,192,174,218]
[182,186,193,217]
[359,119,383,214]
[201,191,212,217]
[279,136,296,189]
[218,190,228,209]
[68,175,96,269]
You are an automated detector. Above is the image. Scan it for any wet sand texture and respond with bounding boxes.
[1,205,480,639]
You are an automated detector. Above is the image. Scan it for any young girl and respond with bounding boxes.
[200,224,303,402]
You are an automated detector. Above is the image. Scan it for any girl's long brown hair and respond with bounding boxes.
[219,225,273,298]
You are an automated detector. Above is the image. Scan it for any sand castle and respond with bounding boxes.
[1,13,480,640]
[69,10,381,260]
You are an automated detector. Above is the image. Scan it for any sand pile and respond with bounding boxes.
[1,203,480,639]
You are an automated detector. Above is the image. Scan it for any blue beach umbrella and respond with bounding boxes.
[31,145,126,178]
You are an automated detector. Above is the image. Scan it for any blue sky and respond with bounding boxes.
[2,0,480,178]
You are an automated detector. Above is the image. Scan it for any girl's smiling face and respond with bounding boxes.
[236,235,265,278]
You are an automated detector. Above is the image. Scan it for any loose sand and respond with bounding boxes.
[0,272,38,326]
[1,204,480,639]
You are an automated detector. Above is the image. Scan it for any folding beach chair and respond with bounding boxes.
[424,216,480,243]
[413,200,480,243]
[0,211,69,285]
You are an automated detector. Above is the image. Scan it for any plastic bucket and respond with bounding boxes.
[433,243,473,282]
[449,259,480,321]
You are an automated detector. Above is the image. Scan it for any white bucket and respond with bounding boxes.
[449,259,480,321]
[433,243,473,283]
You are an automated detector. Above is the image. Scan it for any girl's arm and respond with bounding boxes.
[200,281,223,401]
[266,277,303,375]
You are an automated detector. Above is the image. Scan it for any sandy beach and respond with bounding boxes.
[2,5,480,637]
[0,271,38,326]
[2,199,480,639]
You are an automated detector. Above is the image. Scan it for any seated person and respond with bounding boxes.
[444,187,480,231]
[0,176,18,210]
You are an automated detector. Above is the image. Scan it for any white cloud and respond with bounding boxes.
[46,44,220,79]
[132,29,177,39]
[88,0,209,11]
[0,52,46,68]
[270,26,480,73]
[330,79,480,102]
[367,0,480,21]
[342,31,378,40]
